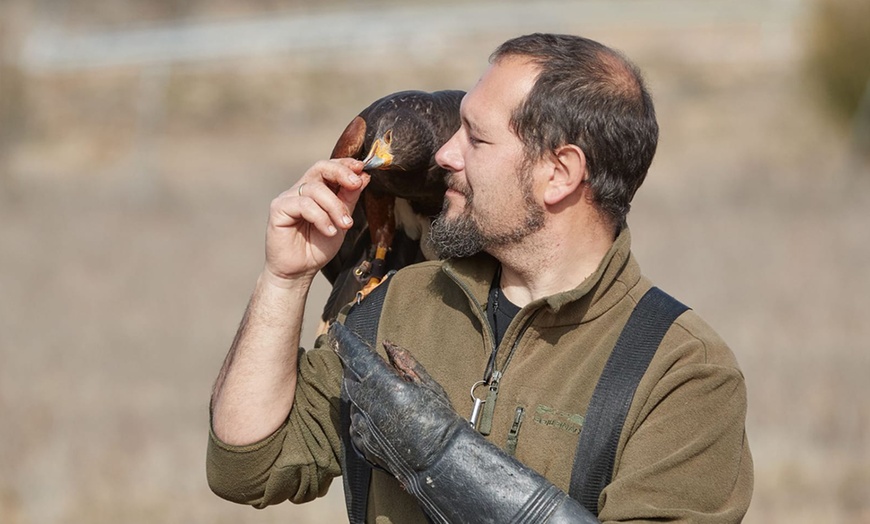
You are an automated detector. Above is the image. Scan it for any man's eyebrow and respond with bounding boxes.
[461,115,486,138]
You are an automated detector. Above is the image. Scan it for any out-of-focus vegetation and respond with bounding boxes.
[806,0,870,132]
[0,20,25,186]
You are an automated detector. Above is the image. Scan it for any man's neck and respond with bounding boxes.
[492,220,616,308]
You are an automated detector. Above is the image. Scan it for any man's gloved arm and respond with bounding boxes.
[328,323,599,524]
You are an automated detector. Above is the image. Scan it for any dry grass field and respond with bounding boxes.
[1,1,869,522]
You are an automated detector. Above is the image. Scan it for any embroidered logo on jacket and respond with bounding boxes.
[532,404,584,435]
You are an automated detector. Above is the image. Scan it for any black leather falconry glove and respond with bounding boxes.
[329,322,600,524]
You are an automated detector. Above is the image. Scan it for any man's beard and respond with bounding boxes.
[427,203,486,259]
[428,167,545,259]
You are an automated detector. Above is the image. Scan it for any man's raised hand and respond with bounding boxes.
[264,158,370,287]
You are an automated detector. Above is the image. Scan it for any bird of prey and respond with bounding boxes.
[319,89,465,324]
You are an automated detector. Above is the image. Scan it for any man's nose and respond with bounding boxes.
[435,131,463,173]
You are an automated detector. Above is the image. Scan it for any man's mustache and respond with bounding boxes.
[445,173,471,198]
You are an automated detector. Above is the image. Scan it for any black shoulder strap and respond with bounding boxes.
[340,277,393,524]
[569,287,689,515]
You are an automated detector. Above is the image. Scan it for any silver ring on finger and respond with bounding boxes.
[297,182,307,197]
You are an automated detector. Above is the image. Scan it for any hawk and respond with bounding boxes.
[320,89,464,324]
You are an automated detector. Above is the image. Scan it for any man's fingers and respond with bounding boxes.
[327,158,370,218]
[316,158,366,194]
[335,171,370,215]
[286,159,368,233]
[297,180,356,232]
[270,192,338,237]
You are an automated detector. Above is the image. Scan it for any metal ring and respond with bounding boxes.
[297,182,307,197]
[470,380,486,401]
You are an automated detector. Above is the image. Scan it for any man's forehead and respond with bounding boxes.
[460,57,539,131]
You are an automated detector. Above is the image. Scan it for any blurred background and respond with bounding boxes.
[1,0,868,522]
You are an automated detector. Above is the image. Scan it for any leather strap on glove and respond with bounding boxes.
[329,322,600,524]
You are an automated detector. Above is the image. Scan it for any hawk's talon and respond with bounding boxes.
[356,276,386,304]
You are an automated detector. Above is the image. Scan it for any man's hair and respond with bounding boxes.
[491,33,658,229]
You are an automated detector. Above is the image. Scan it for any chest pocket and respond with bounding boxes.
[505,385,585,492]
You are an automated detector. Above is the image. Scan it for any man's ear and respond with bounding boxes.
[543,144,587,206]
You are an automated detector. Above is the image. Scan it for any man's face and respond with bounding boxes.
[430,57,546,259]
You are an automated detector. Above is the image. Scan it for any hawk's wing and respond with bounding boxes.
[321,116,369,286]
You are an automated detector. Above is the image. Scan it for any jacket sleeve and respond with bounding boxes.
[598,321,754,523]
[206,338,345,508]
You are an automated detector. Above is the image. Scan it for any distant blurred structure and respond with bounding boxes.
[6,0,808,195]
[20,0,803,72]
[18,1,802,71]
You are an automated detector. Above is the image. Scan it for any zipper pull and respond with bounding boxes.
[506,406,525,456]
[477,370,502,436]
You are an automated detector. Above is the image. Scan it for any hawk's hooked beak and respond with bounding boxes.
[362,130,394,170]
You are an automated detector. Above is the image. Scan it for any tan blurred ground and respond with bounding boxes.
[1,1,869,523]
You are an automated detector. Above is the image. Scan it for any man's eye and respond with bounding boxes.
[467,134,482,146]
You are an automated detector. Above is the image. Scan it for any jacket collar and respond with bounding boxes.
[440,228,639,324]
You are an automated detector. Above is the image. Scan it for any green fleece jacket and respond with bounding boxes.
[207,229,753,523]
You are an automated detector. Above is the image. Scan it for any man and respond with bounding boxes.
[207,33,753,522]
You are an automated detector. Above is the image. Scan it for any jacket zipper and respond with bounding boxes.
[477,309,539,435]
[442,265,496,356]
[442,265,540,436]
[506,406,525,457]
